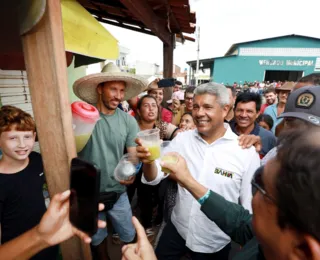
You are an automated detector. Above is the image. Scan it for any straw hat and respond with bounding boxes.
[146,76,160,91]
[275,81,295,93]
[73,62,148,103]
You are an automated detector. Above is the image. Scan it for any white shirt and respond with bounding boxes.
[261,146,278,165]
[142,124,260,253]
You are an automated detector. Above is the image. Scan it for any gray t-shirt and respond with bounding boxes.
[79,108,139,193]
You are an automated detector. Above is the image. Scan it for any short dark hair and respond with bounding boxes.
[256,114,274,130]
[264,87,276,95]
[225,85,236,97]
[185,86,196,95]
[182,111,193,118]
[297,73,320,85]
[175,80,183,86]
[181,112,195,121]
[234,92,262,112]
[275,128,320,241]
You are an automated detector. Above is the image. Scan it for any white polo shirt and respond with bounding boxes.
[142,124,260,253]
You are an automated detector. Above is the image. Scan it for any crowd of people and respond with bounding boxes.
[0,62,320,260]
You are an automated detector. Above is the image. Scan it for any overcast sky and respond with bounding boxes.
[102,0,320,70]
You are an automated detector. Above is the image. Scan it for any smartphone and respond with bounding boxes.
[69,158,100,236]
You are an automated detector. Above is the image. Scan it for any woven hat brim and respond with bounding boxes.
[73,72,148,104]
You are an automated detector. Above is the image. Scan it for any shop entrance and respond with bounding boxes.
[264,70,303,82]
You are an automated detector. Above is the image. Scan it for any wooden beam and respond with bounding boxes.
[119,0,172,45]
[176,34,195,42]
[89,1,128,17]
[162,35,175,104]
[89,9,146,28]
[162,0,185,43]
[21,1,91,260]
[97,17,155,36]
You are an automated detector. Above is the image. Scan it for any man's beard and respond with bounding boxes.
[102,98,118,110]
[267,99,275,105]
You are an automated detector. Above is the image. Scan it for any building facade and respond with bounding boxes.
[211,35,320,84]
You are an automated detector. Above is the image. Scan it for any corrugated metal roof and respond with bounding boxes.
[225,34,320,56]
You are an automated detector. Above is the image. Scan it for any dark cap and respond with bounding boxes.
[278,85,320,126]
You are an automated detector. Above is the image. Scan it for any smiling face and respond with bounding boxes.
[0,128,36,161]
[98,81,126,111]
[265,92,277,105]
[148,89,164,106]
[192,94,228,140]
[185,92,194,112]
[278,90,290,105]
[235,101,259,130]
[137,97,159,123]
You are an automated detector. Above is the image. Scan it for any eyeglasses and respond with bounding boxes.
[251,166,277,204]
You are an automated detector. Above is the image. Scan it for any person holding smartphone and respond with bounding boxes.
[0,190,106,259]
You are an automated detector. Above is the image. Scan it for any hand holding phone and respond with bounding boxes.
[69,158,100,236]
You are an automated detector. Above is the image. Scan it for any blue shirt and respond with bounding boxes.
[264,104,283,133]
[231,122,277,156]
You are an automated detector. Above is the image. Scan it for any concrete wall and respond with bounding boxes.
[135,61,159,77]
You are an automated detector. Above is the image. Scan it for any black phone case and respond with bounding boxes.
[69,157,101,236]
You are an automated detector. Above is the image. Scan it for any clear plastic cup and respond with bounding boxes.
[160,141,178,175]
[137,129,161,161]
[114,153,139,182]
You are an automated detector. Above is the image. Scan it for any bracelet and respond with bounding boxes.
[197,189,211,205]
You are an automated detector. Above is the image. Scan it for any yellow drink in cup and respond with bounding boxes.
[160,141,177,175]
[75,133,91,152]
[161,155,178,174]
[146,144,161,161]
[137,129,161,161]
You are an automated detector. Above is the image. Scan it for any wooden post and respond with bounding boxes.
[21,1,91,259]
[162,35,175,105]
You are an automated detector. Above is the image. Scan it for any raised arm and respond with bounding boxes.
[0,191,106,260]
[161,153,255,246]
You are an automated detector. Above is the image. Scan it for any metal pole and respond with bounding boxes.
[195,26,200,86]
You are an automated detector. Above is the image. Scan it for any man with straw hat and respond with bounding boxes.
[73,62,147,258]
[264,81,295,133]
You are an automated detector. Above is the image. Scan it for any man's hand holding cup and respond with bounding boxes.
[159,152,194,187]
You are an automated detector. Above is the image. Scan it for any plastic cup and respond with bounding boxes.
[160,141,178,175]
[71,101,100,152]
[137,129,161,161]
[114,153,139,182]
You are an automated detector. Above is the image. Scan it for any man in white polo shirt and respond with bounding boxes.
[136,82,260,260]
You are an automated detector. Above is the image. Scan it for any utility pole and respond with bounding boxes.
[195,26,200,86]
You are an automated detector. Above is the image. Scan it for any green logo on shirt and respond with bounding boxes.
[214,167,234,179]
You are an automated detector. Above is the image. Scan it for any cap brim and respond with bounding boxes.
[278,112,320,126]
